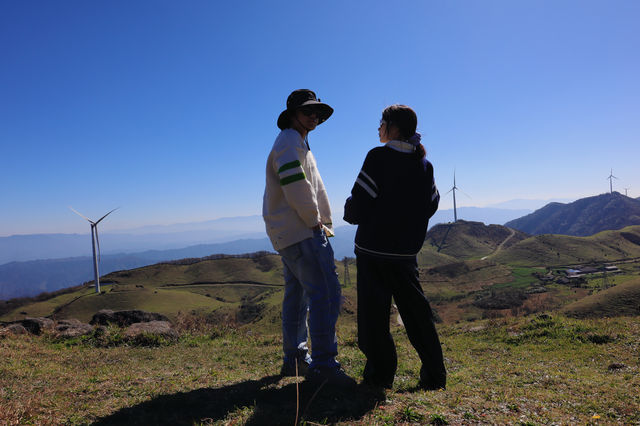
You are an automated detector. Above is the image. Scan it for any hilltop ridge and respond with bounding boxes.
[505,192,640,236]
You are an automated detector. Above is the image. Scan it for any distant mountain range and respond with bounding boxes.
[429,207,531,228]
[505,192,640,236]
[0,215,268,265]
[1,205,538,265]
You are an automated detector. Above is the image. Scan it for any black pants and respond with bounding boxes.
[356,253,446,388]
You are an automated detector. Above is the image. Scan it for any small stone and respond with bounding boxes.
[6,324,28,335]
[608,362,626,371]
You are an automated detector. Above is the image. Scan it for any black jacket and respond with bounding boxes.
[344,143,439,259]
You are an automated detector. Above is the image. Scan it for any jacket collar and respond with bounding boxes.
[385,140,415,153]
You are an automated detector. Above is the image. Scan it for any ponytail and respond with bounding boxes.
[408,132,426,159]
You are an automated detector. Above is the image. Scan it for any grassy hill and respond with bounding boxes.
[493,225,640,267]
[0,253,358,329]
[562,276,640,318]
[1,253,285,323]
[425,220,528,259]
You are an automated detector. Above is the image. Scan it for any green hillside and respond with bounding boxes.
[106,254,285,287]
[425,220,528,259]
[0,253,358,328]
[416,244,458,266]
[562,276,640,318]
[493,225,640,267]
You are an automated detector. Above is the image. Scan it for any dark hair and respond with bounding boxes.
[382,104,426,158]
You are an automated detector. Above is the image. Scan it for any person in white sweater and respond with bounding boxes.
[263,89,354,387]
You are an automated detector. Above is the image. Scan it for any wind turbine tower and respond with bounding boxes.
[607,169,618,194]
[624,188,630,197]
[445,172,459,222]
[70,207,118,293]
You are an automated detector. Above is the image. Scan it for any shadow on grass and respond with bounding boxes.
[92,375,385,425]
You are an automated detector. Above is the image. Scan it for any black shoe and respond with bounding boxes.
[362,362,394,389]
[417,380,446,391]
[305,366,357,388]
[419,366,446,391]
[361,376,393,390]
[280,358,310,377]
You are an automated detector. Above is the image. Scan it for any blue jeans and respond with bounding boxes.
[278,229,341,369]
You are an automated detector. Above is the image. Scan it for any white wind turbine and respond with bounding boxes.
[70,207,118,294]
[444,171,469,222]
[607,169,618,194]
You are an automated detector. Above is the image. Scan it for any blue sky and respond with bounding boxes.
[2,0,639,236]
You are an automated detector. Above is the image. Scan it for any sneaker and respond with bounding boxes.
[280,358,310,377]
[305,366,357,388]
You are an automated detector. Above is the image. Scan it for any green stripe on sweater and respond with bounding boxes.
[278,160,302,174]
[280,173,306,186]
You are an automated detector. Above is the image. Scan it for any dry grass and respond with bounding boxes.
[1,314,638,425]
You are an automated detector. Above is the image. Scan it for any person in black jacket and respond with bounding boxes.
[344,104,446,390]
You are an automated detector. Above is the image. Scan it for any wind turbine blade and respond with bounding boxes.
[69,206,94,224]
[459,188,472,199]
[444,188,454,195]
[95,207,119,225]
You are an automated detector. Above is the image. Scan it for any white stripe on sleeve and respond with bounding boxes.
[356,178,378,198]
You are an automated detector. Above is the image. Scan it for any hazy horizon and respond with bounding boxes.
[0,196,575,238]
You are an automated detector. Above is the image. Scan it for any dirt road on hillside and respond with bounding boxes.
[481,227,516,260]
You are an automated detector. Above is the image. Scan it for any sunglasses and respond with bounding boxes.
[299,107,319,117]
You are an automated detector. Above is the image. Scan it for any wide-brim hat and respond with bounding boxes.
[277,89,333,130]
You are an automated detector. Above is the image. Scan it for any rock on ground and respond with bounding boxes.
[90,309,170,327]
[19,317,54,335]
[55,319,94,338]
[5,323,28,335]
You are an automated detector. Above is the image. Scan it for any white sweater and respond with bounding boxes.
[262,129,334,251]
